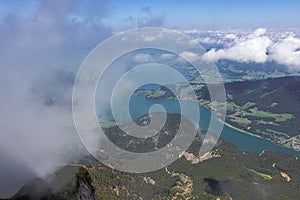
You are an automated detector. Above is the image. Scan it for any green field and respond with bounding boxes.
[245,107,294,119]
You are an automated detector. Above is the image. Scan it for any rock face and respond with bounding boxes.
[13,165,97,200]
[143,177,156,185]
[179,150,221,164]
[280,172,291,182]
[77,183,97,200]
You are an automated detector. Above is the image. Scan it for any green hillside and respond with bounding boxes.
[202,76,300,150]
[138,76,300,151]
[12,114,300,200]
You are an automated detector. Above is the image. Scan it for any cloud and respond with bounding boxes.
[137,15,164,27]
[191,37,217,44]
[225,33,237,40]
[269,36,300,67]
[182,29,205,34]
[143,35,156,41]
[137,6,164,27]
[202,28,272,63]
[0,0,112,197]
[118,6,164,29]
[161,53,176,60]
[132,53,154,62]
[253,27,267,37]
[179,51,200,62]
[199,28,300,67]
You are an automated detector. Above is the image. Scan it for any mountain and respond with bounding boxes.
[216,60,292,82]
[183,59,300,83]
[11,113,300,200]
[139,75,300,151]
[12,164,98,200]
[196,76,300,150]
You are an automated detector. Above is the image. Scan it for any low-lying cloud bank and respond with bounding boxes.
[201,28,300,67]
[0,0,112,197]
[269,36,300,67]
[0,0,167,197]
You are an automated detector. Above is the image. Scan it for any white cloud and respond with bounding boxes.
[143,35,156,41]
[179,51,200,62]
[132,53,154,62]
[269,36,300,67]
[188,38,202,45]
[184,28,300,67]
[225,33,237,40]
[202,28,272,63]
[0,0,112,197]
[183,29,203,34]
[253,27,267,37]
[160,53,176,60]
[191,28,300,67]
[199,37,217,44]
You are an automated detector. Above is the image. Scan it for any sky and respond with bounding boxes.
[111,0,300,29]
[1,0,300,29]
[0,0,299,198]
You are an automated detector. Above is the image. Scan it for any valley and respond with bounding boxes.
[137,76,300,151]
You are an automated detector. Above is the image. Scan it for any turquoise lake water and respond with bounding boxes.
[101,94,300,156]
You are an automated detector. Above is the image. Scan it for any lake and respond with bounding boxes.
[100,94,300,156]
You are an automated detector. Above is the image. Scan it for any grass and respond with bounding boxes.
[180,87,193,99]
[255,120,279,126]
[153,137,158,150]
[270,102,278,107]
[266,129,289,137]
[247,168,272,181]
[229,116,251,126]
[245,107,294,119]
[226,101,255,112]
[283,142,292,149]
[137,88,166,98]
[227,102,236,111]
[242,102,256,109]
[100,122,118,128]
[227,93,233,100]
[149,89,166,97]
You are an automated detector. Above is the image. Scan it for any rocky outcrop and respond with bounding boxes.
[77,183,97,200]
[13,165,97,200]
